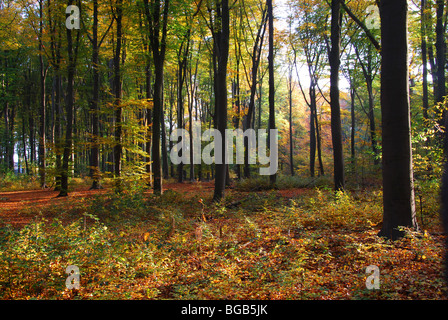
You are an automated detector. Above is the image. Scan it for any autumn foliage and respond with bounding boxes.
[0,179,445,299]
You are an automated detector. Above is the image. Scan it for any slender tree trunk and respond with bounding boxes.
[355,46,379,166]
[267,0,276,185]
[145,60,152,185]
[177,57,185,183]
[442,159,448,286]
[3,54,12,171]
[309,85,316,178]
[38,0,47,188]
[58,3,78,197]
[288,65,294,176]
[113,0,123,191]
[161,98,169,179]
[314,103,324,176]
[243,8,267,179]
[428,45,439,103]
[329,0,345,191]
[90,0,101,189]
[367,80,379,165]
[350,87,356,170]
[378,0,418,240]
[153,64,164,194]
[168,80,175,178]
[421,0,429,121]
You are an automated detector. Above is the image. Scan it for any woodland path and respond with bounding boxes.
[0,182,307,228]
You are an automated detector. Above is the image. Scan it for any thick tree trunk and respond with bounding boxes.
[435,0,447,153]
[378,0,418,240]
[147,0,169,195]
[213,0,230,202]
[329,0,345,191]
[435,0,446,104]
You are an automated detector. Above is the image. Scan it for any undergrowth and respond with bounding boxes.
[0,181,445,300]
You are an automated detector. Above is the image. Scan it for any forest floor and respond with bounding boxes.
[0,179,446,300]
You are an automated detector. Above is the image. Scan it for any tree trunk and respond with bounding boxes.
[442,160,448,285]
[378,0,418,240]
[145,58,152,185]
[177,56,185,183]
[288,66,294,176]
[329,0,344,191]
[421,0,429,121]
[267,0,276,185]
[152,62,163,194]
[309,86,316,178]
[243,8,267,179]
[435,0,447,153]
[350,87,356,171]
[90,0,101,190]
[113,0,123,191]
[213,0,230,202]
[145,0,169,195]
[38,0,47,188]
[161,98,169,179]
[58,3,78,197]
[435,0,446,104]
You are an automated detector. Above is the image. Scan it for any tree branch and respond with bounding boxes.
[341,1,381,51]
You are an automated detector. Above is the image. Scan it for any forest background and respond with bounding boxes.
[0,0,447,300]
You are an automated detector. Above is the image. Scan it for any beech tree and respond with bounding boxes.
[143,0,170,195]
[211,0,230,202]
[58,0,81,197]
[378,0,419,240]
[329,0,344,191]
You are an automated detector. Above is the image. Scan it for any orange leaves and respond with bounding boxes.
[1,184,445,300]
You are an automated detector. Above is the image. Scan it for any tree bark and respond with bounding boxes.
[213,0,230,202]
[350,87,356,170]
[442,160,448,286]
[435,0,447,154]
[421,0,429,121]
[58,0,79,197]
[288,65,294,176]
[243,7,267,179]
[144,0,169,195]
[267,0,276,185]
[89,0,101,190]
[113,0,123,191]
[329,0,345,191]
[378,0,418,240]
[309,85,316,177]
[38,0,47,188]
